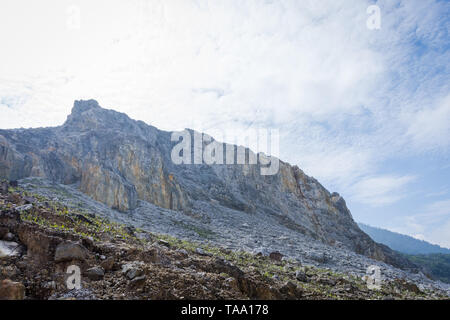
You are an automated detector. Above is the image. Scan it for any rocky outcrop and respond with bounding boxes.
[0,279,25,300]
[0,100,408,267]
[54,242,89,263]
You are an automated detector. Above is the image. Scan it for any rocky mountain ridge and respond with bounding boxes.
[0,100,413,269]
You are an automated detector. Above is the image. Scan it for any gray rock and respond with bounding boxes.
[129,275,146,287]
[0,181,8,194]
[158,239,170,247]
[126,268,143,280]
[122,262,144,280]
[85,266,105,281]
[295,270,308,282]
[14,204,32,212]
[308,252,328,263]
[43,281,57,290]
[269,251,283,261]
[54,242,88,262]
[72,214,93,224]
[0,241,21,258]
[100,256,115,271]
[195,248,211,256]
[0,279,25,300]
[0,227,8,240]
[4,233,14,241]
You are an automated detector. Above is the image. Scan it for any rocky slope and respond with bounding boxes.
[1,183,448,300]
[0,100,412,269]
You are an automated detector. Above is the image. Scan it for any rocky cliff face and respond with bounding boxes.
[0,100,412,268]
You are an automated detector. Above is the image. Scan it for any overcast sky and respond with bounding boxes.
[1,0,449,247]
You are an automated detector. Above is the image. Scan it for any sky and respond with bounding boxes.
[0,0,449,247]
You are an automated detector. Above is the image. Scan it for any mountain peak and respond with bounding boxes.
[63,99,107,130]
[71,99,101,114]
[63,99,138,133]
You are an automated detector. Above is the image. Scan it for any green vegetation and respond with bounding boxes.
[172,220,216,239]
[0,189,142,243]
[402,253,450,284]
[153,232,370,296]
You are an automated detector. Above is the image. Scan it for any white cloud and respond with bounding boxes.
[393,199,450,248]
[349,175,416,206]
[422,199,450,221]
[405,94,450,151]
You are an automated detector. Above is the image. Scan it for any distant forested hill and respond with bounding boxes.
[401,253,450,284]
[358,223,450,283]
[358,223,450,255]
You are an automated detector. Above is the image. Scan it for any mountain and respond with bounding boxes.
[0,100,414,270]
[358,223,450,255]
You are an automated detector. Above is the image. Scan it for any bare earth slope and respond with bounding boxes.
[1,184,448,300]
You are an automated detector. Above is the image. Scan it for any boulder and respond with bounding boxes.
[0,240,22,258]
[212,258,244,279]
[85,266,105,281]
[23,196,36,204]
[122,262,144,280]
[0,181,8,194]
[14,204,33,212]
[280,281,303,299]
[126,268,143,280]
[158,239,170,247]
[295,270,308,282]
[100,256,115,271]
[0,279,25,300]
[195,248,211,256]
[54,242,88,263]
[18,225,61,263]
[9,181,18,188]
[0,227,9,240]
[308,252,328,263]
[129,275,146,288]
[269,251,283,261]
[4,233,14,241]
[393,279,422,294]
[72,214,93,225]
